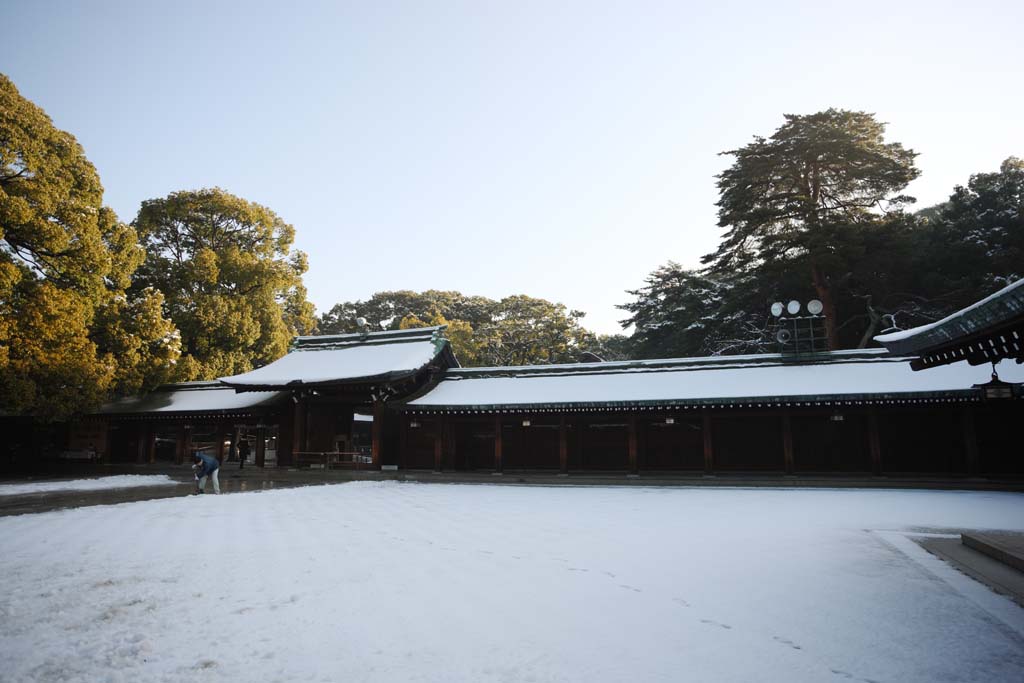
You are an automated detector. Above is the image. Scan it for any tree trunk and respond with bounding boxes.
[811,264,840,350]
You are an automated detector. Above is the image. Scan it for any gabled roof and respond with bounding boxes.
[96,382,287,417]
[402,349,1024,412]
[219,326,457,392]
[875,279,1024,369]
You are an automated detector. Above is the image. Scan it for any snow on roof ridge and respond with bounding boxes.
[293,325,446,345]
[444,348,895,378]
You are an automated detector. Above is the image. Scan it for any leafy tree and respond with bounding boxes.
[476,295,596,366]
[320,290,494,334]
[323,290,600,366]
[0,74,178,419]
[132,188,315,381]
[398,311,482,366]
[704,109,920,349]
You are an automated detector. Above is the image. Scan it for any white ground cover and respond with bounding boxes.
[0,475,178,497]
[1,483,1023,683]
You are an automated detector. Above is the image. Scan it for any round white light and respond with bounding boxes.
[807,299,824,315]
[770,302,784,317]
[787,300,801,315]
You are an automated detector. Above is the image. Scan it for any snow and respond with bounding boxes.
[220,339,442,387]
[99,384,286,415]
[1,483,1023,682]
[408,356,1024,409]
[0,475,178,497]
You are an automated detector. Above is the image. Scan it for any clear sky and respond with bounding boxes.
[2,1,1022,334]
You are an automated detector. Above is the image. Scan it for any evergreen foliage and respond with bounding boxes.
[0,74,178,419]
[132,188,316,381]
[320,290,597,366]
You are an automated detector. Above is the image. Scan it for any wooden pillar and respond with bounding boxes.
[702,412,714,475]
[963,406,980,477]
[575,417,585,469]
[782,413,795,475]
[627,415,638,474]
[449,418,459,471]
[399,415,409,470]
[371,400,384,469]
[174,424,186,465]
[293,398,307,456]
[216,424,227,464]
[558,416,568,474]
[433,416,444,472]
[494,416,503,472]
[867,408,882,476]
[255,425,266,468]
[145,425,157,464]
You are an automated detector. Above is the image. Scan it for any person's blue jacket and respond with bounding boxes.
[195,452,220,477]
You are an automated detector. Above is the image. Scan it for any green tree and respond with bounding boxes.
[704,109,920,349]
[319,290,494,334]
[322,290,601,366]
[475,295,596,366]
[132,188,315,381]
[0,74,178,419]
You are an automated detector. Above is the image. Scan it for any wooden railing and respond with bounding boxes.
[293,451,374,470]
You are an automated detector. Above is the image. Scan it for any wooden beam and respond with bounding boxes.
[962,406,980,477]
[559,416,568,474]
[782,413,795,475]
[867,409,882,476]
[702,413,714,475]
[627,416,638,474]
[494,416,503,472]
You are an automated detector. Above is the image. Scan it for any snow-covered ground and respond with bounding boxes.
[0,474,178,497]
[1,483,1023,682]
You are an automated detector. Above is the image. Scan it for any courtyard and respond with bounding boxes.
[1,482,1023,682]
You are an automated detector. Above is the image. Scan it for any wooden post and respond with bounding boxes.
[627,415,638,474]
[559,416,568,474]
[702,412,714,475]
[293,398,307,457]
[782,413,795,475]
[494,416,503,472]
[255,425,266,468]
[145,425,157,464]
[216,424,227,464]
[371,400,384,469]
[867,409,882,476]
[174,424,187,465]
[963,406,980,477]
[399,415,409,470]
[433,416,444,472]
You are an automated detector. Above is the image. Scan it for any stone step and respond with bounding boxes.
[962,532,1024,573]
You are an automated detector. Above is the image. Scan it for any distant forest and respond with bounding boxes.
[1,71,1020,420]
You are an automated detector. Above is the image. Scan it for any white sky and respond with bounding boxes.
[2,1,1022,333]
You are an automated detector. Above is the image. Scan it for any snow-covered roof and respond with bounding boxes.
[875,279,1024,354]
[404,349,1024,412]
[219,326,456,391]
[96,382,287,416]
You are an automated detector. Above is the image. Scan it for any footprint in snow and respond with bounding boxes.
[567,567,588,572]
[672,598,690,607]
[618,584,642,593]
[700,619,731,629]
[772,635,801,650]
